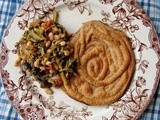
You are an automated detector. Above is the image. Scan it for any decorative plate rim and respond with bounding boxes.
[1,0,160,119]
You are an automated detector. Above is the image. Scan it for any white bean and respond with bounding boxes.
[45,88,53,95]
[64,50,70,56]
[49,69,54,74]
[54,35,60,40]
[47,49,52,54]
[60,34,65,38]
[34,59,40,68]
[40,66,45,70]
[60,41,66,46]
[48,32,54,40]
[26,41,32,47]
[43,57,48,63]
[41,60,45,65]
[14,56,21,66]
[46,61,52,66]
[45,41,51,48]
[53,27,58,32]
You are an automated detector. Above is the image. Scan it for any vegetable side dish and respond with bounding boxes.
[15,12,77,94]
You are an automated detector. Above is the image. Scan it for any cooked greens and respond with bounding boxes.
[15,12,77,94]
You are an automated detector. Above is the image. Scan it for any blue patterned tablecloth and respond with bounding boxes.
[0,0,160,119]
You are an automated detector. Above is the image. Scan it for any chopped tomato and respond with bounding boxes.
[51,75,63,87]
[54,78,63,87]
[41,20,53,29]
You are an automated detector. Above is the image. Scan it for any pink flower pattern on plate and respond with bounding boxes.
[63,0,93,15]
[99,0,117,4]
[1,0,160,120]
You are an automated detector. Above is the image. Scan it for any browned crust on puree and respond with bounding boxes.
[62,20,135,105]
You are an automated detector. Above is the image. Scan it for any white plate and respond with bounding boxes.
[1,0,160,119]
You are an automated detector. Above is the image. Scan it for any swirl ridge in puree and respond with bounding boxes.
[62,20,135,105]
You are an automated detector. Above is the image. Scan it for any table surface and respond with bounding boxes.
[0,0,160,120]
